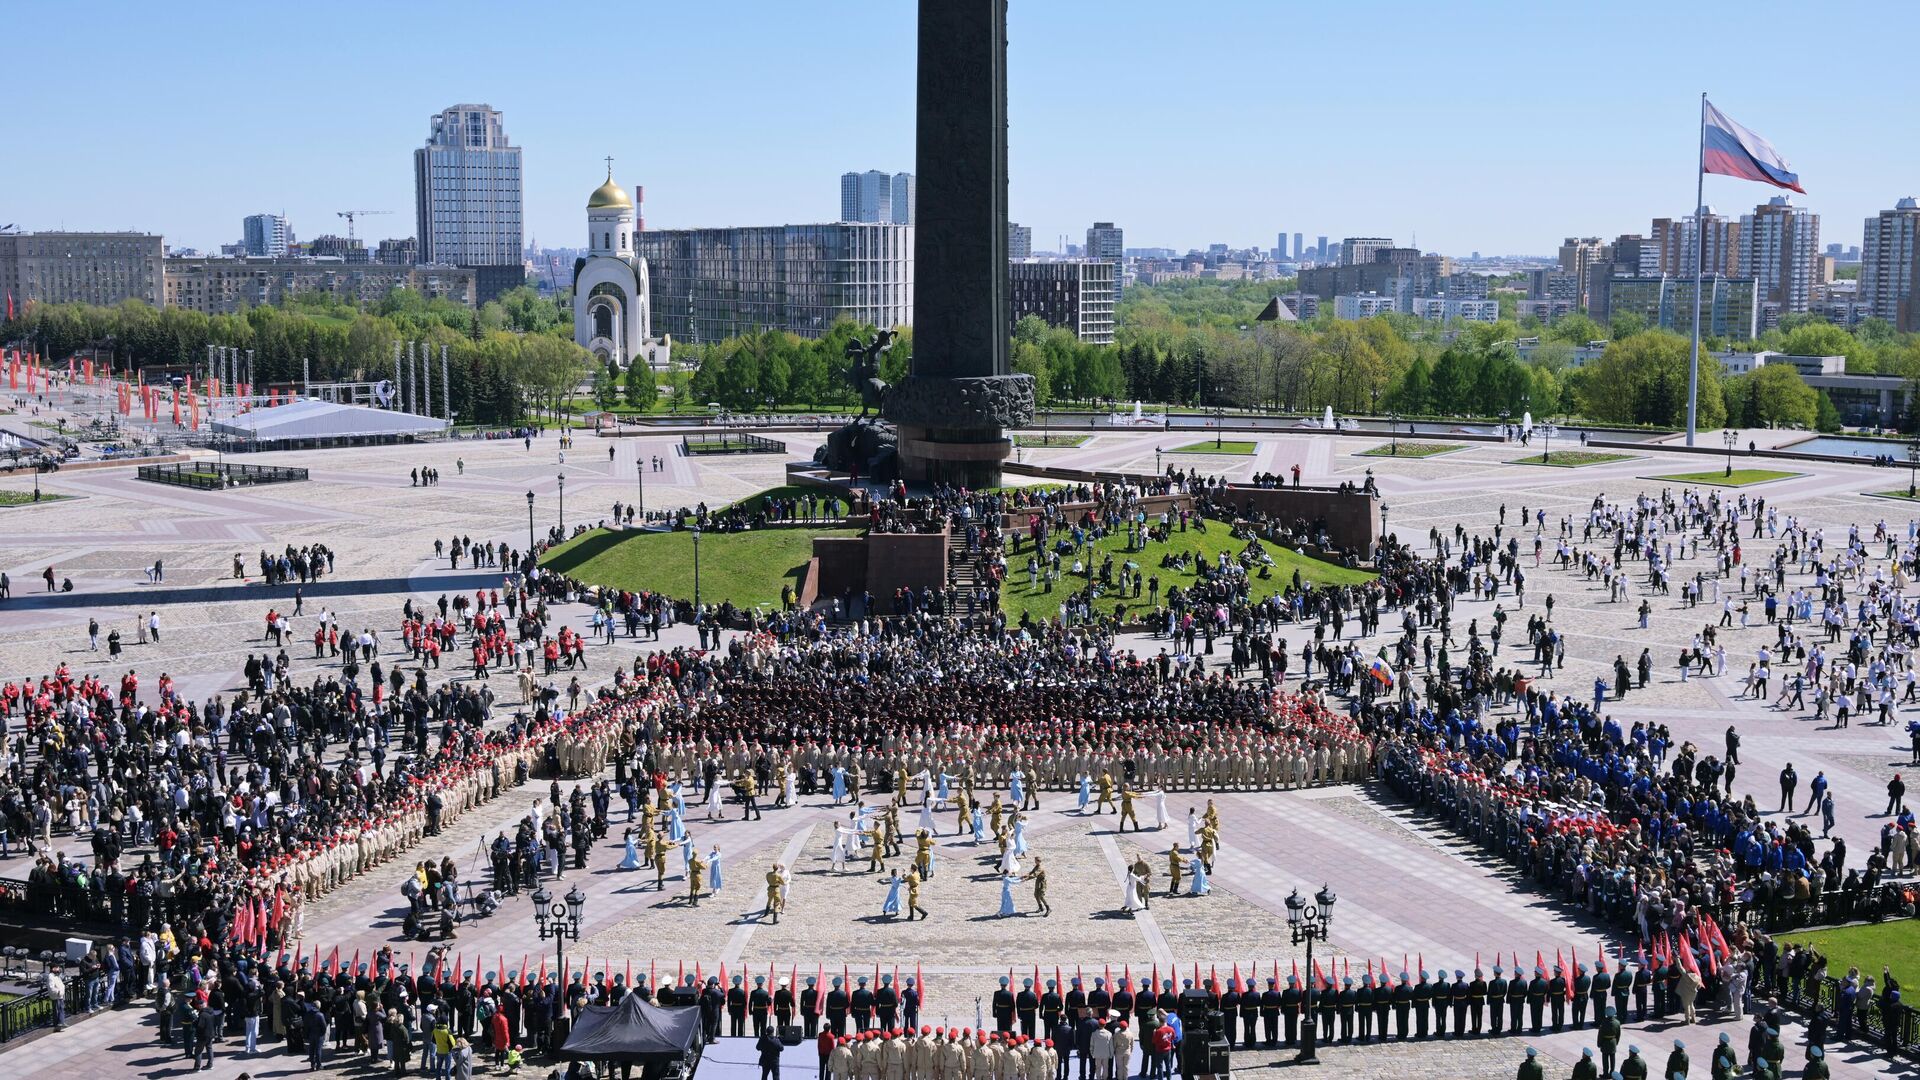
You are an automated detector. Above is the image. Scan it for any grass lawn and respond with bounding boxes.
[1013,434,1091,448]
[1782,922,1920,992]
[1871,489,1920,500]
[1357,441,1465,458]
[538,526,857,609]
[1508,451,1632,467]
[1168,440,1258,455]
[0,489,69,507]
[1650,468,1801,487]
[1000,524,1373,626]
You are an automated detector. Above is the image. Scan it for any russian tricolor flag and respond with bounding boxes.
[1701,100,1803,193]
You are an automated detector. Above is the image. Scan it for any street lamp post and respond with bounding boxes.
[1285,885,1337,1066]
[1388,411,1399,456]
[690,526,703,611]
[1722,429,1738,478]
[635,458,645,522]
[557,473,566,534]
[1380,503,1390,541]
[1907,436,1919,498]
[1541,419,1555,464]
[526,491,536,555]
[529,883,586,992]
[1155,446,1162,475]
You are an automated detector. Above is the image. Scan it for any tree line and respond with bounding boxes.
[1,287,593,426]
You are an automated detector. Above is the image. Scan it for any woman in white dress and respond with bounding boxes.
[782,768,797,808]
[1122,869,1146,913]
[1150,790,1169,831]
[705,778,725,820]
[1186,809,1200,850]
[918,799,939,837]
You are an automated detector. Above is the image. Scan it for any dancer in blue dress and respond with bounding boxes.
[1009,769,1026,809]
[881,870,904,918]
[998,872,1017,917]
[618,829,642,870]
[1012,815,1029,858]
[1188,853,1210,896]
[1077,774,1092,813]
[831,766,848,804]
[667,804,686,842]
[970,805,987,844]
[708,845,724,892]
[936,772,955,808]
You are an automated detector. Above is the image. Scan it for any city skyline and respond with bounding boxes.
[9,0,1920,257]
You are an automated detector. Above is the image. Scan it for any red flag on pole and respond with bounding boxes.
[1678,931,1701,976]
[497,955,505,986]
[915,963,922,1005]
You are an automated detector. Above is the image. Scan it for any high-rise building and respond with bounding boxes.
[1340,237,1392,267]
[1333,292,1397,319]
[1086,222,1123,296]
[1654,209,1741,279]
[1315,236,1328,262]
[374,237,418,266]
[0,231,164,308]
[242,213,289,258]
[890,172,915,226]
[1274,231,1288,260]
[1008,222,1032,260]
[1607,275,1758,339]
[1739,196,1820,314]
[1008,260,1115,344]
[1861,197,1920,330]
[413,103,524,303]
[841,171,913,224]
[307,235,368,263]
[639,222,911,343]
[1557,237,1611,309]
[1294,233,1305,261]
[163,257,475,313]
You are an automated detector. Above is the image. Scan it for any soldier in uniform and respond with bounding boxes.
[751,976,774,1037]
[1315,977,1336,1044]
[1282,975,1304,1047]
[1389,972,1411,1041]
[877,975,899,1031]
[1352,974,1373,1042]
[1040,980,1064,1034]
[1238,980,1258,1048]
[775,976,796,1033]
[902,979,920,1032]
[1595,1006,1622,1075]
[1333,977,1355,1043]
[851,976,875,1033]
[1548,964,1567,1033]
[1429,968,1448,1039]
[1016,979,1039,1037]
[729,975,750,1038]
[1661,960,1681,1021]
[1629,961,1649,1023]
[1411,971,1432,1040]
[1260,978,1283,1048]
[1064,979,1086,1019]
[826,976,850,1036]
[1131,979,1154,1039]
[992,977,1015,1035]
[802,975,822,1038]
[765,864,788,924]
[1507,969,1526,1035]
[1526,967,1548,1036]
[1217,979,1239,1050]
[1448,970,1468,1038]
[1487,965,1507,1037]
[1590,962,1613,1031]
[1468,967,1487,1036]
[1571,963,1591,1030]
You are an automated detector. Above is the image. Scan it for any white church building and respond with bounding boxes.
[572,166,667,369]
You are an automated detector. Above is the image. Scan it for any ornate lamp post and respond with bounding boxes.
[1285,884,1337,1065]
[526,491,536,553]
[1541,418,1557,464]
[1907,436,1919,498]
[1155,446,1162,475]
[635,457,645,521]
[1722,429,1738,478]
[529,883,585,989]
[1388,411,1399,456]
[557,473,566,534]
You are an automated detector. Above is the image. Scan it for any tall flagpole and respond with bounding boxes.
[1686,91,1707,447]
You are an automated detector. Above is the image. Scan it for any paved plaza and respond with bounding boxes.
[0,410,1913,1079]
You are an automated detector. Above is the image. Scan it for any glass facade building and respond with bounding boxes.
[639,223,912,342]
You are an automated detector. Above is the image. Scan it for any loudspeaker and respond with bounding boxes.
[780,1024,805,1046]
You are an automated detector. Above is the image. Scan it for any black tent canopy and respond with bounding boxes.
[561,994,704,1064]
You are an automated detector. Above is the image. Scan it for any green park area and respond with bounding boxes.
[0,489,68,507]
[999,523,1373,626]
[539,526,857,610]
[1782,921,1920,993]
[1508,451,1632,468]
[1357,442,1464,458]
[1650,468,1801,487]
[1013,434,1091,448]
[1168,440,1257,455]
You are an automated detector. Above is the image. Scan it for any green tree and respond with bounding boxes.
[591,361,621,411]
[1743,363,1817,428]
[1813,390,1842,432]
[1580,330,1724,427]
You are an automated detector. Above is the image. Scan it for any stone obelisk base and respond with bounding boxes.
[883,372,1034,489]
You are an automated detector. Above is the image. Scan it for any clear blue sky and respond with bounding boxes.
[11,0,1916,257]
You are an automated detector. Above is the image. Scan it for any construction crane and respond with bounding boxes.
[336,210,392,241]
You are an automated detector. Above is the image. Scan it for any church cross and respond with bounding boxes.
[604,155,615,178]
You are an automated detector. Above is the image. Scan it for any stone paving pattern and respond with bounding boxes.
[0,409,1909,1078]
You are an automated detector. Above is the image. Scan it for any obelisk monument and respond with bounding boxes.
[882,0,1034,487]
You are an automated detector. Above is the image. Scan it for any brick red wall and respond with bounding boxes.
[1224,486,1379,551]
